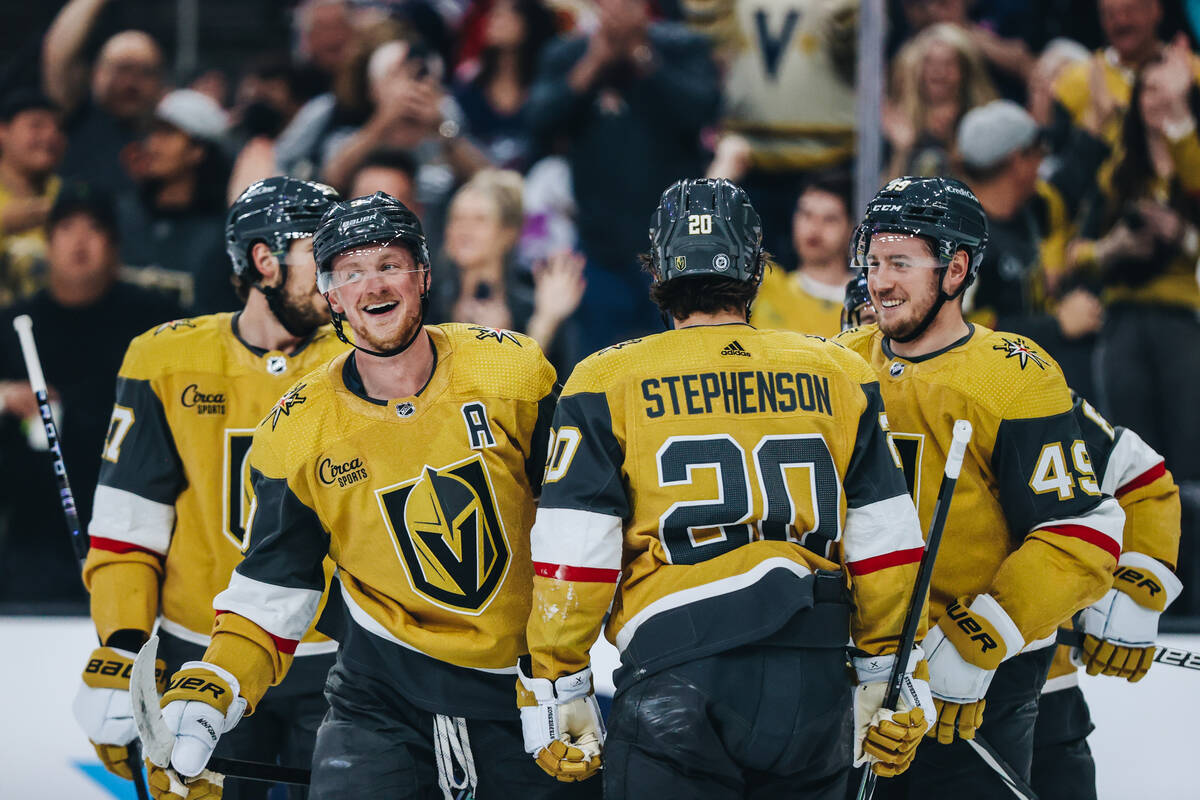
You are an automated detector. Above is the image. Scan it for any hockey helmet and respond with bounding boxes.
[226,177,341,280]
[313,191,430,291]
[841,272,874,331]
[648,178,763,286]
[851,176,988,288]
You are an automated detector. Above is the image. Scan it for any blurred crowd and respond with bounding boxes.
[0,0,1198,612]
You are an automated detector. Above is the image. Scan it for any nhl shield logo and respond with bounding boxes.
[889,362,905,377]
[396,401,415,418]
[266,356,287,375]
[378,455,510,613]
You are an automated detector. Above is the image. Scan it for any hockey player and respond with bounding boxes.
[522,178,935,798]
[72,176,347,799]
[836,176,1126,799]
[146,192,596,800]
[841,271,875,330]
[1031,392,1182,800]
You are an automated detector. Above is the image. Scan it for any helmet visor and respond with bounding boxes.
[317,238,426,293]
[850,223,943,271]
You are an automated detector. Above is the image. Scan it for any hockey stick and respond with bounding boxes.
[1055,628,1200,672]
[965,736,1038,800]
[131,636,313,786]
[856,419,973,800]
[12,315,151,800]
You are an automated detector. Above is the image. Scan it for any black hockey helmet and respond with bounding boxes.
[841,272,873,331]
[851,176,988,286]
[312,192,432,358]
[648,178,763,287]
[226,177,341,280]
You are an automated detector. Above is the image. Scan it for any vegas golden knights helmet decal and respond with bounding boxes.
[377,455,510,613]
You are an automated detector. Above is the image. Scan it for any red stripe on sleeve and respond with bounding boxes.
[214,610,299,655]
[89,536,163,558]
[1042,524,1121,561]
[533,561,620,583]
[846,546,924,577]
[1115,461,1166,498]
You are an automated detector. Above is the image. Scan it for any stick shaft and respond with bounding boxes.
[857,420,973,800]
[13,315,150,799]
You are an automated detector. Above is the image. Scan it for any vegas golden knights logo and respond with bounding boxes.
[378,455,510,613]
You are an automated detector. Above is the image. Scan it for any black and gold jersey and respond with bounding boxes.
[526,324,927,684]
[750,266,848,338]
[204,324,556,716]
[83,313,348,650]
[836,323,1125,649]
[1045,392,1181,690]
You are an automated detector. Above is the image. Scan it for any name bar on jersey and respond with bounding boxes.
[641,370,832,419]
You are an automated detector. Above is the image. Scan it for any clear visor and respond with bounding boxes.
[317,240,425,293]
[849,224,942,270]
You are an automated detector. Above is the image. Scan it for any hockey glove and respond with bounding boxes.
[151,662,246,784]
[924,595,1023,744]
[146,765,223,800]
[73,646,166,779]
[1076,553,1182,682]
[852,647,934,777]
[517,657,605,782]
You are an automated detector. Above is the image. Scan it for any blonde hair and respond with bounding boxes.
[452,169,525,231]
[891,23,998,137]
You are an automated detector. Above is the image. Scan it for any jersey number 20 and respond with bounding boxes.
[657,433,840,564]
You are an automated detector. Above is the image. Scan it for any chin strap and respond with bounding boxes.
[326,290,430,358]
[888,268,969,345]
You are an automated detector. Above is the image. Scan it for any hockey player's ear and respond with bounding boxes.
[326,288,345,315]
[943,249,970,296]
[250,242,283,288]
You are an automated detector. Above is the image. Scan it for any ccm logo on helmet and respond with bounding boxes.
[168,676,227,701]
[945,602,998,653]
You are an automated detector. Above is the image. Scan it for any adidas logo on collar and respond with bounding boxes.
[721,340,751,357]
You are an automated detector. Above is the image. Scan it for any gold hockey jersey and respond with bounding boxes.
[204,324,556,716]
[835,324,1125,649]
[1045,392,1181,688]
[83,313,348,651]
[527,324,927,685]
[750,265,848,338]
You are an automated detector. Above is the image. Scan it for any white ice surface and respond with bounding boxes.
[3,616,1194,798]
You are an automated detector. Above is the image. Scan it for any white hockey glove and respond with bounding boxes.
[924,595,1024,744]
[517,657,605,782]
[1076,552,1182,682]
[148,660,246,798]
[852,647,934,777]
[74,646,166,779]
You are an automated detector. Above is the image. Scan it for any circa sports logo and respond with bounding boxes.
[180,384,226,415]
[318,455,368,488]
[377,455,510,614]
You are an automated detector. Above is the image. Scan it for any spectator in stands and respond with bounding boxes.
[0,183,181,607]
[1065,38,1200,482]
[429,169,584,370]
[884,23,998,178]
[293,0,359,91]
[749,171,855,339]
[956,99,1109,398]
[348,147,422,214]
[321,38,488,197]
[41,0,165,197]
[452,0,559,171]
[0,90,66,307]
[1029,38,1091,131]
[1051,0,1198,170]
[526,0,720,354]
[116,90,235,314]
[225,59,315,201]
[687,0,857,271]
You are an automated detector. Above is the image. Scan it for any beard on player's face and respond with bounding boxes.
[870,265,942,340]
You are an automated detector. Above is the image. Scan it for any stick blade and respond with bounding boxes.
[131,635,174,768]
